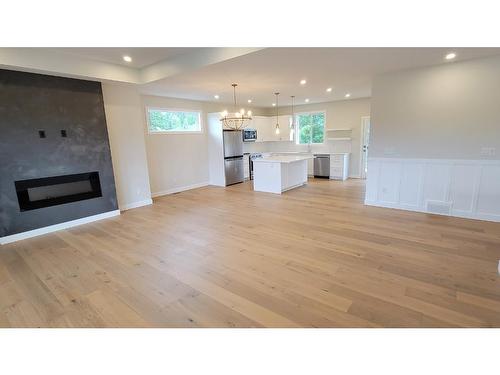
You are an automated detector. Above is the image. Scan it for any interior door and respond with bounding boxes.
[360,117,370,179]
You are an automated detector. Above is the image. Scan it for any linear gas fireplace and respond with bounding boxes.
[15,172,103,211]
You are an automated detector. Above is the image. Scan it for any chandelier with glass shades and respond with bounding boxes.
[220,83,252,130]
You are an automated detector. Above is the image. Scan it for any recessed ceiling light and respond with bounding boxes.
[445,52,456,60]
[345,93,351,98]
[326,87,332,92]
[272,103,276,106]
[300,79,307,85]
[123,55,132,63]
[247,99,252,103]
[305,98,310,103]
[214,94,220,99]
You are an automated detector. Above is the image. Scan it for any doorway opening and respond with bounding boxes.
[360,117,370,179]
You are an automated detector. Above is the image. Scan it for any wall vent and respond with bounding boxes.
[426,200,452,215]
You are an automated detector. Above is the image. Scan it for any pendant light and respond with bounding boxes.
[220,83,252,130]
[274,92,280,135]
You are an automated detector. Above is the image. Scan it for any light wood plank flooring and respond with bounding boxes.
[1,179,499,327]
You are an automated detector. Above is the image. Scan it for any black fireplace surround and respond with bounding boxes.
[0,69,118,237]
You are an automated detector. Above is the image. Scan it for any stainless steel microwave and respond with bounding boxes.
[243,128,257,142]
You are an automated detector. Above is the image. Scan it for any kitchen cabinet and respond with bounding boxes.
[275,115,292,142]
[271,152,314,175]
[253,116,273,142]
[242,118,253,130]
[252,155,310,194]
[252,115,293,142]
[329,153,350,180]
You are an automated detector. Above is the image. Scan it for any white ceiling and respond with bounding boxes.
[51,47,204,68]
[138,47,500,107]
[2,47,500,108]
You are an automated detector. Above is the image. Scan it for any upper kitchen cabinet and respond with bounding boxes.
[276,115,292,142]
[241,117,253,130]
[253,116,273,142]
[253,115,293,142]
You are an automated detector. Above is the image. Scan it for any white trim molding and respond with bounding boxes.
[359,116,370,179]
[0,210,121,245]
[365,157,500,222]
[151,182,209,198]
[120,198,153,211]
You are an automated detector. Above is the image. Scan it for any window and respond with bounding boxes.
[295,112,325,144]
[147,108,202,133]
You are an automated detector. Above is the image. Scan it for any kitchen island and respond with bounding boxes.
[252,155,311,194]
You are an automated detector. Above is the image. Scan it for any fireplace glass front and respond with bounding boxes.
[15,172,102,211]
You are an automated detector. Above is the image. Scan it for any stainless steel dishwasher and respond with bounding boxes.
[313,154,330,178]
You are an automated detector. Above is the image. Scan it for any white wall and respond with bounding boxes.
[367,55,500,222]
[243,98,371,177]
[102,83,152,210]
[370,55,500,159]
[142,95,209,196]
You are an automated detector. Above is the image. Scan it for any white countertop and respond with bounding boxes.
[268,151,312,155]
[253,155,312,164]
[267,151,350,156]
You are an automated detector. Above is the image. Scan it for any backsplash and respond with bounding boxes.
[243,140,352,154]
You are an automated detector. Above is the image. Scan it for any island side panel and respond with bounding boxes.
[282,159,308,192]
[253,161,283,194]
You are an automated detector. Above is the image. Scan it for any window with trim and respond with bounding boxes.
[147,108,202,133]
[295,111,325,144]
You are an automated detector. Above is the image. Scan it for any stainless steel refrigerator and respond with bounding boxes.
[223,130,244,186]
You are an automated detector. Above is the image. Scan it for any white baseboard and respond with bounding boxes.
[151,181,209,198]
[365,157,500,223]
[0,210,120,245]
[120,198,153,211]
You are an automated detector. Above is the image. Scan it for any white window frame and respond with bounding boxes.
[145,106,203,135]
[294,110,326,145]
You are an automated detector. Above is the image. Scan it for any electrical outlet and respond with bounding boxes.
[480,147,496,156]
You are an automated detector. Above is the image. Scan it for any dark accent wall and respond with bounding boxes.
[0,69,118,237]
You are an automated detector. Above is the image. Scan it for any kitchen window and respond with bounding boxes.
[146,108,202,134]
[295,111,325,144]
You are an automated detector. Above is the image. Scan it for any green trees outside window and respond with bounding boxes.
[147,109,201,132]
[296,112,325,144]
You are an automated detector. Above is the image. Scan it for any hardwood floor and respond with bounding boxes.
[1,179,499,327]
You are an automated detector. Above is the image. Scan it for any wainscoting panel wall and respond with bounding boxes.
[365,157,500,222]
